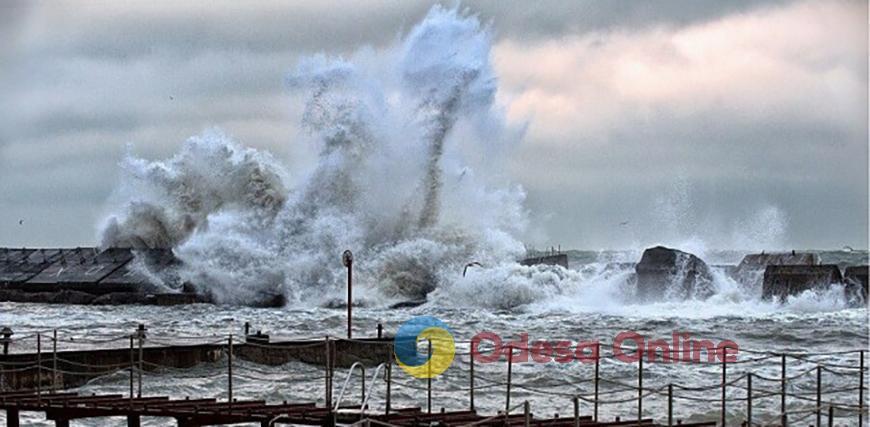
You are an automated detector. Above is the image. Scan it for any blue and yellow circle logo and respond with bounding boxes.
[394,316,455,378]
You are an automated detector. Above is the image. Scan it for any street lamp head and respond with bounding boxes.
[342,250,353,267]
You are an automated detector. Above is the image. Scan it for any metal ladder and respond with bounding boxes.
[334,361,387,418]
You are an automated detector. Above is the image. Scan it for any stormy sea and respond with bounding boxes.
[1,5,867,426]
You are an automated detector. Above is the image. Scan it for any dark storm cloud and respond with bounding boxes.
[0,0,866,249]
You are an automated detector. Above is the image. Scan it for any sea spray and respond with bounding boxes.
[100,6,529,306]
[96,6,845,313]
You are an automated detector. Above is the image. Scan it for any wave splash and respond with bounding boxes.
[100,6,530,306]
[97,6,856,316]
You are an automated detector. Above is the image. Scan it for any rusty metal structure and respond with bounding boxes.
[0,390,721,427]
[0,325,866,427]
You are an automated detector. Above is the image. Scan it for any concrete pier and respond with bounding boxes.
[0,337,391,392]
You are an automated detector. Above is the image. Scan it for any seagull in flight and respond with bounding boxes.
[619,221,629,226]
[463,261,482,277]
[18,219,23,225]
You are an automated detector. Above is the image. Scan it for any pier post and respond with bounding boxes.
[747,373,752,427]
[129,335,134,399]
[593,342,599,422]
[859,350,864,427]
[6,408,19,427]
[427,341,432,414]
[36,333,41,401]
[506,344,513,413]
[51,330,57,392]
[637,352,642,424]
[342,250,353,339]
[385,357,392,415]
[325,336,332,409]
[828,405,834,427]
[523,400,530,427]
[127,415,141,427]
[469,347,475,411]
[721,348,726,427]
[573,396,579,427]
[228,334,233,407]
[667,383,673,427]
[137,324,146,398]
[0,327,12,355]
[816,365,821,427]
[780,354,786,427]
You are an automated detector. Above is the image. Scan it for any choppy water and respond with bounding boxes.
[1,249,867,426]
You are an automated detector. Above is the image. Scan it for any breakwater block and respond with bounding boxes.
[635,246,713,300]
[519,253,568,269]
[732,252,819,284]
[762,265,843,301]
[737,252,819,269]
[844,266,868,300]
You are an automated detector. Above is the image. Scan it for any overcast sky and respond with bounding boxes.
[0,0,867,251]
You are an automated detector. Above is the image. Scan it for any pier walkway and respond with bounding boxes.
[0,326,867,426]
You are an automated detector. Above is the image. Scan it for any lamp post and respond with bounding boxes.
[342,250,354,339]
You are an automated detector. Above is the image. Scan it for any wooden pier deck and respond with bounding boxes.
[0,390,718,427]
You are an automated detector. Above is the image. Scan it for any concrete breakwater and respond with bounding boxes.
[634,247,867,304]
[0,247,282,307]
[0,330,391,392]
[2,246,866,307]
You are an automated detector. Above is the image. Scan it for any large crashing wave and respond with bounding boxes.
[100,6,536,306]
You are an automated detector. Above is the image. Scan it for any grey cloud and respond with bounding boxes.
[0,0,866,250]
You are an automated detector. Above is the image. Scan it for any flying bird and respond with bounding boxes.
[18,219,23,225]
[619,221,629,226]
[463,261,482,277]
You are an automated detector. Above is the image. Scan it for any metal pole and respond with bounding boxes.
[51,330,57,393]
[343,250,353,339]
[228,334,233,406]
[129,335,134,399]
[747,373,752,427]
[860,350,865,427]
[506,344,513,413]
[470,347,475,411]
[828,405,834,427]
[721,350,727,427]
[427,341,432,414]
[385,357,392,416]
[594,342,600,422]
[781,354,787,427]
[137,327,144,398]
[523,400,530,427]
[573,396,580,427]
[638,353,643,424]
[36,333,41,401]
[325,336,331,409]
[816,365,821,427]
[667,383,673,427]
